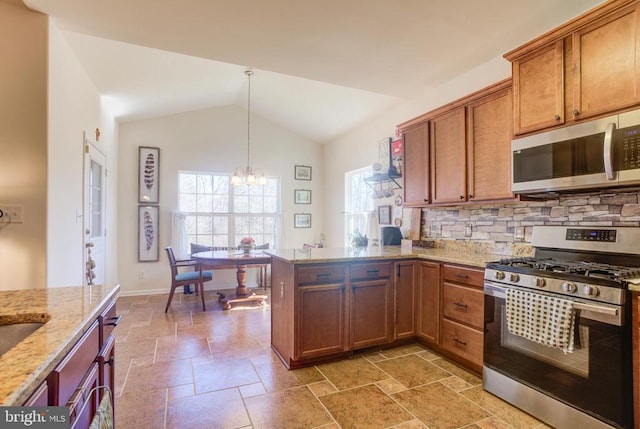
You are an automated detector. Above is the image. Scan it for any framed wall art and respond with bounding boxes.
[378,205,392,225]
[294,213,311,228]
[138,205,159,262]
[294,165,312,181]
[294,189,312,204]
[138,146,160,203]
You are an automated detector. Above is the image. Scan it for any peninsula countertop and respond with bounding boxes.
[265,245,510,268]
[0,284,119,406]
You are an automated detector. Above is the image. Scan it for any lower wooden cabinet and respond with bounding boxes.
[297,283,346,359]
[394,261,417,340]
[440,264,484,371]
[22,381,48,406]
[350,278,393,349]
[417,261,441,344]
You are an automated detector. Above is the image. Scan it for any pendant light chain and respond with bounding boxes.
[246,69,252,169]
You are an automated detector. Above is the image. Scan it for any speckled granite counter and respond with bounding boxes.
[0,284,119,405]
[265,243,532,268]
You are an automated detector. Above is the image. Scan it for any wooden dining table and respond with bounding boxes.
[192,250,271,310]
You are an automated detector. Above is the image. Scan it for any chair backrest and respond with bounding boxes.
[303,243,319,249]
[255,242,269,250]
[165,246,179,277]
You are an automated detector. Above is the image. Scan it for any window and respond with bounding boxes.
[178,172,280,248]
[344,167,374,246]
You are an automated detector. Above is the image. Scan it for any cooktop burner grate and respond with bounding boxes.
[495,257,640,281]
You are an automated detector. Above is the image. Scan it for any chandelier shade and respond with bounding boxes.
[231,69,266,186]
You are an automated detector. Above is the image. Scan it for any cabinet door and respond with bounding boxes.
[99,334,115,412]
[394,261,417,340]
[296,283,346,359]
[467,88,515,202]
[430,107,467,204]
[350,278,393,349]
[512,40,564,135]
[417,261,441,344]
[403,122,430,206]
[573,3,640,119]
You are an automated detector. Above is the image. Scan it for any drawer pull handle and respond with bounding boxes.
[453,338,467,346]
[366,270,380,275]
[454,273,468,279]
[453,301,468,308]
[105,357,114,366]
[316,273,330,278]
[105,315,122,327]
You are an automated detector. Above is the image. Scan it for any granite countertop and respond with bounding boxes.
[265,245,512,268]
[0,284,120,406]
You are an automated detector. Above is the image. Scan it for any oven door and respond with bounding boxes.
[483,281,632,428]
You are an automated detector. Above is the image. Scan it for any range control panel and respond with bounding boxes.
[566,228,617,242]
[617,125,640,170]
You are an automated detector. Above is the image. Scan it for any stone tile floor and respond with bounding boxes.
[114,291,550,428]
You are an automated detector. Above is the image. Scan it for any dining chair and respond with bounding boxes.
[254,242,270,289]
[164,246,213,312]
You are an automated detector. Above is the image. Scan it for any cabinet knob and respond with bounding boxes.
[423,198,428,203]
[459,195,465,200]
[554,114,561,121]
[573,109,580,116]
[468,194,473,199]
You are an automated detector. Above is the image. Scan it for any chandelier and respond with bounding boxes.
[231,69,267,186]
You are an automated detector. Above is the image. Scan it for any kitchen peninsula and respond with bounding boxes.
[266,244,531,372]
[0,284,119,419]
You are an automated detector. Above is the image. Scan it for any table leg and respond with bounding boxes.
[236,264,248,296]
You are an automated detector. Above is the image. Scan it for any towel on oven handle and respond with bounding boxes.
[505,288,576,354]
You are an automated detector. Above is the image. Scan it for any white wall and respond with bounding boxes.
[118,105,323,295]
[0,3,47,290]
[323,57,512,246]
[47,22,119,288]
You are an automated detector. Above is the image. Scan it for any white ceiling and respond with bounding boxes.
[20,0,604,143]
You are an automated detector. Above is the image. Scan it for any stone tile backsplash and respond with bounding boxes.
[420,190,640,244]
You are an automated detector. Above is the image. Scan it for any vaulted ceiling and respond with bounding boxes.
[21,0,604,142]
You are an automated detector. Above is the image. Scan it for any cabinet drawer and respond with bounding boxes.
[443,264,483,287]
[442,283,484,329]
[68,362,99,429]
[50,319,99,406]
[440,318,483,368]
[100,299,119,346]
[350,262,391,280]
[297,264,345,285]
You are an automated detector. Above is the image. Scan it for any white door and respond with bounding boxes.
[83,133,107,286]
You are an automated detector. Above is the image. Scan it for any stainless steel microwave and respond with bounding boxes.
[512,108,640,194]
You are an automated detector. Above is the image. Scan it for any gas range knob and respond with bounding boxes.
[561,282,577,293]
[494,271,505,280]
[583,285,599,297]
[509,273,520,283]
[534,277,546,287]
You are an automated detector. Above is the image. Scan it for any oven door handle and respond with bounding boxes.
[573,302,618,316]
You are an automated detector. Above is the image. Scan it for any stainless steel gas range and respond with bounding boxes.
[483,226,640,429]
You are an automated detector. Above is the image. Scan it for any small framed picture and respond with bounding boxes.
[294,165,312,181]
[378,205,392,225]
[138,205,159,262]
[294,189,312,204]
[294,213,311,228]
[138,146,160,203]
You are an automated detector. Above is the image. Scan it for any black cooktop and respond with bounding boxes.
[488,257,640,282]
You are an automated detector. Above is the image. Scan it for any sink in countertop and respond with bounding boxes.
[0,313,50,357]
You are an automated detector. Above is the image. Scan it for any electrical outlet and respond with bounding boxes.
[0,205,23,223]
[514,226,525,241]
[465,224,473,237]
[138,271,145,280]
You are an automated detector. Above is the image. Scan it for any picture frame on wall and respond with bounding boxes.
[138,146,160,203]
[138,205,159,262]
[294,213,311,228]
[378,205,392,225]
[294,189,312,204]
[294,165,312,181]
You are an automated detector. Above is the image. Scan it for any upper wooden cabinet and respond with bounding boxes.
[430,107,467,204]
[402,122,429,206]
[507,0,640,135]
[467,87,514,202]
[399,80,514,207]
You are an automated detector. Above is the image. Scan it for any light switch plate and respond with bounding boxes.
[0,205,23,223]
[465,224,473,237]
[429,224,440,236]
[514,226,525,241]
